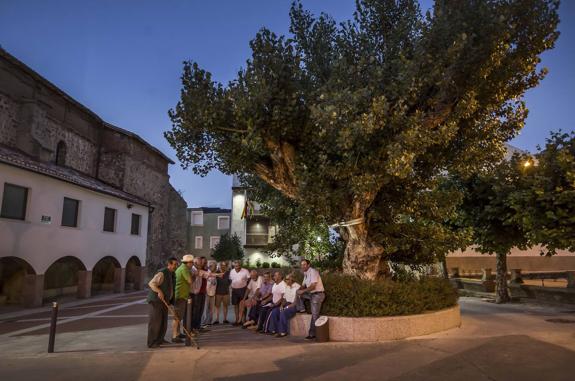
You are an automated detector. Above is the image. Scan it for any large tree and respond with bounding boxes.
[457,154,533,303]
[515,131,575,254]
[166,0,559,279]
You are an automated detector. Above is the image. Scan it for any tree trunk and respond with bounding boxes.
[439,254,449,279]
[495,251,510,304]
[341,223,389,280]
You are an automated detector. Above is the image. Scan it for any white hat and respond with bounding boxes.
[181,254,194,263]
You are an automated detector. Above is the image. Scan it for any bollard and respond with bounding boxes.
[185,298,192,347]
[48,302,58,353]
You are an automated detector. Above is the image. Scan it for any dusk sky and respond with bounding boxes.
[1,1,573,209]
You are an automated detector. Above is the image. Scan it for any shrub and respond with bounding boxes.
[271,262,280,268]
[262,262,270,268]
[318,273,458,317]
[256,259,262,268]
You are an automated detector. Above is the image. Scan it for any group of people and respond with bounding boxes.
[146,256,325,348]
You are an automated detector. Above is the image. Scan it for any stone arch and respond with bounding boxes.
[125,256,143,291]
[43,256,87,302]
[91,256,122,294]
[55,140,67,166]
[0,257,36,305]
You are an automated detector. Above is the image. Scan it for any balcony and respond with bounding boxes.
[245,233,269,247]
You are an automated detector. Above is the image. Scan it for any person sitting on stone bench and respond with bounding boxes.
[257,271,285,334]
[268,273,301,338]
[296,259,325,340]
[242,272,272,329]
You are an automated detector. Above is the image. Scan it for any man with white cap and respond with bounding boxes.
[171,254,194,343]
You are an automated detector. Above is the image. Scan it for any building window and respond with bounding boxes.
[131,213,141,235]
[217,216,230,230]
[55,141,67,166]
[61,197,79,227]
[1,183,28,220]
[195,236,203,249]
[191,211,203,226]
[103,207,116,232]
[210,236,220,249]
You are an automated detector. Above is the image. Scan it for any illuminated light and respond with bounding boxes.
[523,160,532,168]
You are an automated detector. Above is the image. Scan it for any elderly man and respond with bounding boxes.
[229,260,250,326]
[296,259,325,340]
[171,254,194,343]
[269,273,301,337]
[258,271,285,334]
[147,257,178,348]
[214,261,231,324]
[202,261,218,326]
[237,269,262,324]
[191,257,218,331]
[243,271,272,328]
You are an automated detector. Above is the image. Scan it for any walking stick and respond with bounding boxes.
[159,297,200,349]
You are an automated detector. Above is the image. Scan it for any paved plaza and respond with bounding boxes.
[0,294,574,380]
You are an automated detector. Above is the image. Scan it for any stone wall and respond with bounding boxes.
[0,48,188,273]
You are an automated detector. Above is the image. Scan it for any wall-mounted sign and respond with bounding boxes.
[41,215,52,224]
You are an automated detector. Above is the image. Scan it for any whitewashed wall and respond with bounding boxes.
[0,163,148,274]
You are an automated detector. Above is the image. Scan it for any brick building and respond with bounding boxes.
[0,48,187,306]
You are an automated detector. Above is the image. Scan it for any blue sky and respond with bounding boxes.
[1,1,573,208]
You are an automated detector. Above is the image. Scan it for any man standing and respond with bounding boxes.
[214,261,231,324]
[191,257,208,331]
[171,254,194,343]
[229,260,250,326]
[202,261,218,326]
[296,259,325,340]
[147,257,178,348]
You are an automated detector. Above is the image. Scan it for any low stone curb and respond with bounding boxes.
[289,305,461,342]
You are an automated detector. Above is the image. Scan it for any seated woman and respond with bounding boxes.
[268,274,300,337]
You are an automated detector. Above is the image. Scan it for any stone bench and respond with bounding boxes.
[288,305,461,342]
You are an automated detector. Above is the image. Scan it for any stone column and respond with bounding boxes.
[22,274,44,308]
[134,266,147,291]
[114,267,126,293]
[77,270,92,299]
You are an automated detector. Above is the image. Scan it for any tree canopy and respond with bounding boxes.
[212,233,245,262]
[166,0,559,279]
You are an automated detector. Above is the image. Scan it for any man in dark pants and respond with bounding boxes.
[191,257,208,331]
[147,257,178,348]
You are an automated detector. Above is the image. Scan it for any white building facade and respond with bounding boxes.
[230,175,287,267]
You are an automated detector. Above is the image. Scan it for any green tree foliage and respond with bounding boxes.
[515,131,575,254]
[457,154,532,303]
[212,233,245,262]
[166,0,559,279]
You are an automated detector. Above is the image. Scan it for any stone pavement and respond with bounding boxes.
[0,294,574,381]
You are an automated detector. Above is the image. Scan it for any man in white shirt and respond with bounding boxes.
[269,273,300,337]
[258,271,285,333]
[296,259,325,340]
[238,270,262,324]
[229,260,250,326]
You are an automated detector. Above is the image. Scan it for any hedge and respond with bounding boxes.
[310,273,458,317]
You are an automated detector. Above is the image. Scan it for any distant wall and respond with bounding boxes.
[447,246,575,273]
